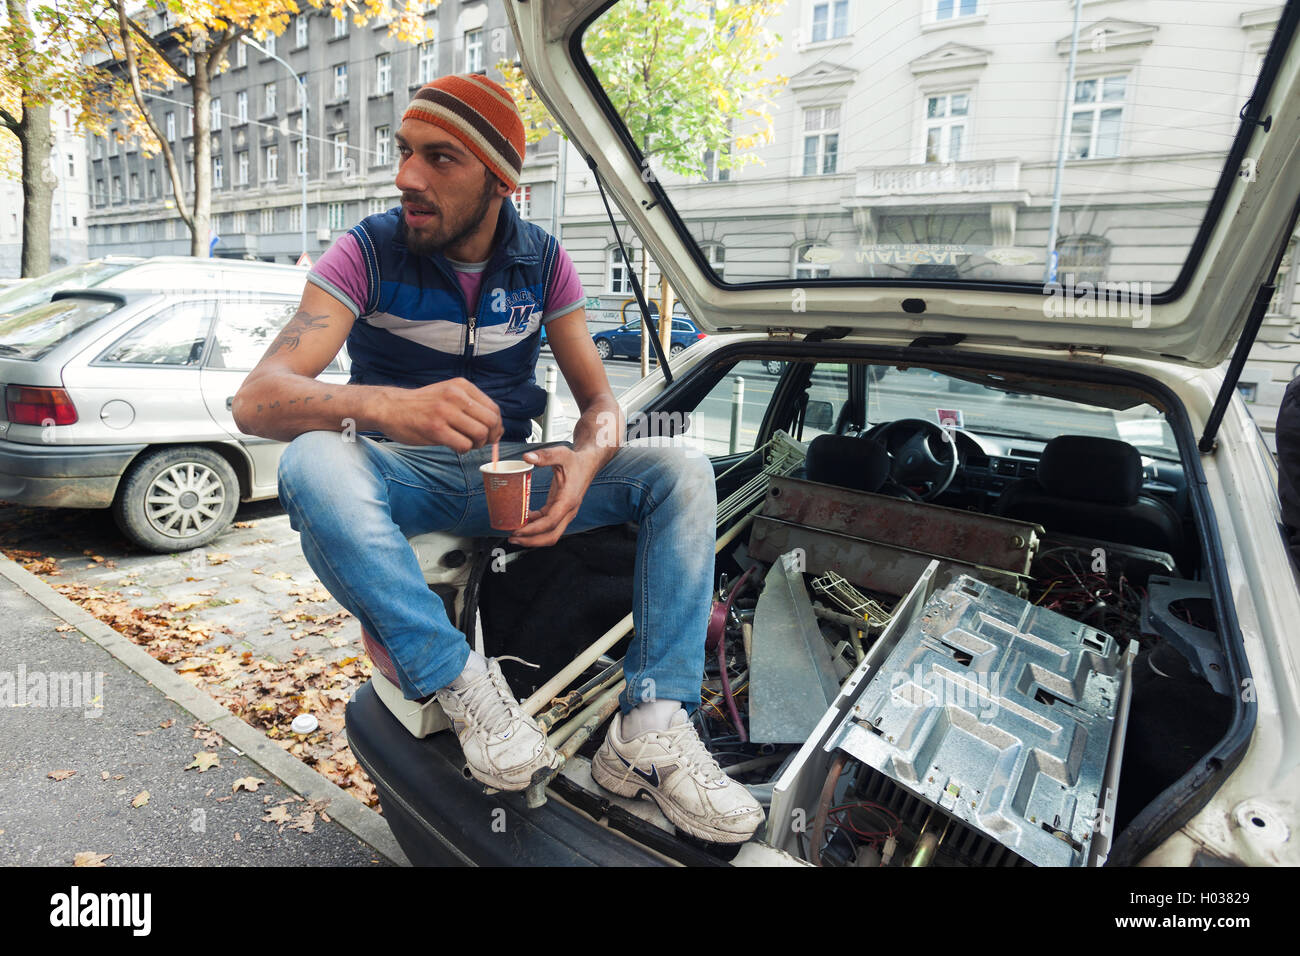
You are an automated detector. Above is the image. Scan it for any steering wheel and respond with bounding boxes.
[866,418,959,502]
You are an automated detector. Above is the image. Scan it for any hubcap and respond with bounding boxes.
[144,462,226,539]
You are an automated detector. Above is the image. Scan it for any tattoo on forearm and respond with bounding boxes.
[266,310,330,356]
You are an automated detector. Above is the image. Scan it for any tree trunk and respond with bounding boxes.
[18,100,54,277]
[659,276,674,357]
[190,65,212,257]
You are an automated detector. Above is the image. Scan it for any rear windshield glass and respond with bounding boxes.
[0,298,119,361]
[0,261,134,320]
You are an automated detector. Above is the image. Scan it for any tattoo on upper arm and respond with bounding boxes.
[266,310,331,356]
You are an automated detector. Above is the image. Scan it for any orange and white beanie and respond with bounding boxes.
[403,74,526,190]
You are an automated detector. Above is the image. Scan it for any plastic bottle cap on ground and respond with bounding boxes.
[291,714,319,734]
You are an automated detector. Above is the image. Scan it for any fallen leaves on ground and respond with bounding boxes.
[206,553,232,566]
[73,851,110,867]
[185,752,221,773]
[12,553,376,808]
[131,791,150,808]
[47,770,75,781]
[232,776,266,793]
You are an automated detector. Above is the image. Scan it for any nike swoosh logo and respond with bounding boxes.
[615,751,659,788]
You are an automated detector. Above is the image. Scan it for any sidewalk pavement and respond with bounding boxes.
[0,553,408,866]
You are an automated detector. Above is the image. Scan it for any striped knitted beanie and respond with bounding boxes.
[403,74,526,190]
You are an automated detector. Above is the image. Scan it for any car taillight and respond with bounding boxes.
[696,332,706,339]
[5,385,78,426]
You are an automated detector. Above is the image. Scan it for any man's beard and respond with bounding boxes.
[399,176,497,258]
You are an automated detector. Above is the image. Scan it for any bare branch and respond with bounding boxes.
[0,108,20,132]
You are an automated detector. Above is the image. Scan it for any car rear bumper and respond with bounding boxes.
[345,681,679,866]
[0,439,144,507]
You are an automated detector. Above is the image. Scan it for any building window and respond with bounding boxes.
[512,185,532,218]
[374,125,391,166]
[333,14,348,39]
[703,143,731,182]
[185,107,193,137]
[130,173,140,200]
[367,198,387,216]
[260,207,275,233]
[608,246,635,294]
[464,29,484,73]
[703,242,726,279]
[296,139,308,176]
[211,98,223,131]
[333,63,348,99]
[923,91,970,163]
[186,161,194,190]
[236,150,250,186]
[93,137,103,159]
[328,201,347,229]
[67,153,76,177]
[264,82,277,116]
[94,179,104,206]
[295,14,308,47]
[147,168,158,197]
[375,54,391,95]
[418,39,438,83]
[1056,236,1111,285]
[296,74,308,108]
[793,241,831,279]
[264,33,276,57]
[811,1,849,43]
[108,131,118,156]
[213,156,223,189]
[165,112,175,141]
[332,132,349,171]
[236,39,247,68]
[231,211,246,234]
[265,145,279,181]
[935,0,979,21]
[236,91,248,125]
[1068,74,1126,160]
[801,106,840,176]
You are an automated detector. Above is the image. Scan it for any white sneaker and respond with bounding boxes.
[436,659,559,791]
[591,709,765,844]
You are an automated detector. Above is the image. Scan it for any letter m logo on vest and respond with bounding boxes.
[505,303,536,335]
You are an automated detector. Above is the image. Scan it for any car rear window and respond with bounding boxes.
[0,261,135,320]
[0,298,120,361]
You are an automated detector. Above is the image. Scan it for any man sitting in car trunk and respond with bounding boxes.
[232,74,763,845]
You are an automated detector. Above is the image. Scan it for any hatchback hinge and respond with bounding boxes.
[907,333,966,349]
[804,326,852,343]
[1198,196,1300,454]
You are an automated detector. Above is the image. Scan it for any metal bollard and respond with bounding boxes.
[542,364,558,442]
[729,376,745,455]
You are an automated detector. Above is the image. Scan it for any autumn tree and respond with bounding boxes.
[1,0,93,275]
[500,0,787,368]
[48,0,434,258]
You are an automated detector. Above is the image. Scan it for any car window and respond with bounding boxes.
[96,300,216,367]
[0,261,134,321]
[207,300,347,373]
[672,320,693,333]
[681,359,780,457]
[0,297,121,361]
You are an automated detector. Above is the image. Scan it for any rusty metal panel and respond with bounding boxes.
[749,515,1027,598]
[764,477,1041,574]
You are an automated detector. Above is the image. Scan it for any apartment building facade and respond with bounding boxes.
[555,0,1299,441]
[86,1,560,265]
[1,105,90,278]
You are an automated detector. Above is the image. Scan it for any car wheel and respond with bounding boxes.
[670,343,684,357]
[595,338,612,360]
[112,446,240,553]
[763,360,784,374]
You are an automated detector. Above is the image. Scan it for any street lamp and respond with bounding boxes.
[240,34,308,261]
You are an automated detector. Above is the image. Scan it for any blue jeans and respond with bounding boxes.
[276,431,716,713]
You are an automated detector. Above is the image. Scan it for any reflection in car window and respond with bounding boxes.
[97,300,216,367]
[0,260,134,320]
[0,298,119,360]
[208,301,298,371]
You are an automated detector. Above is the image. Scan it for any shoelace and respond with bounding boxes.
[624,719,728,786]
[456,656,538,738]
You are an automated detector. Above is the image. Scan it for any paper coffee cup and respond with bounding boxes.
[480,459,534,531]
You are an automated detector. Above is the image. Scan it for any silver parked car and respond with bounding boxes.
[0,284,345,551]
